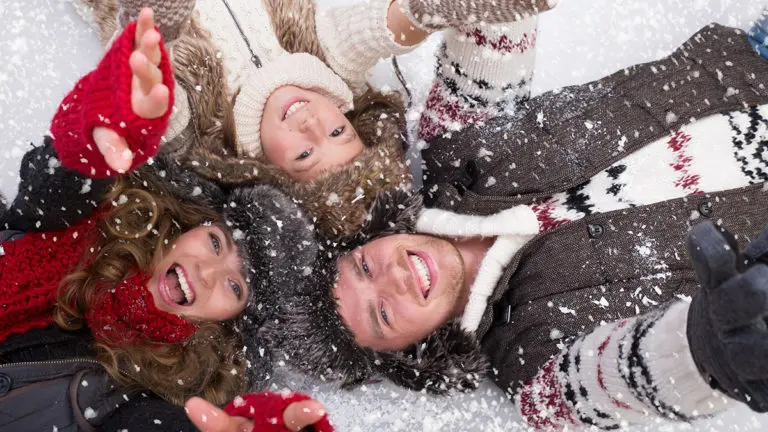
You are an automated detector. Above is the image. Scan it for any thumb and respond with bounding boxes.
[93,126,133,173]
[282,400,327,432]
[185,397,252,432]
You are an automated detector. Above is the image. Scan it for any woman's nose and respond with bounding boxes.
[299,113,323,139]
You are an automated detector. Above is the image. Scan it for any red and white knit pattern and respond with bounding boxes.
[516,302,729,430]
[417,17,538,143]
[531,104,768,232]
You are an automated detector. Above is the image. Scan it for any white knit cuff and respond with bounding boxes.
[164,84,190,143]
[415,204,540,238]
[316,0,421,93]
[233,53,354,157]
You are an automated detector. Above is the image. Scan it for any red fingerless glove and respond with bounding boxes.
[49,21,174,178]
[223,392,334,432]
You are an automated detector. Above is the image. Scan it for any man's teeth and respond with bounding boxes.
[174,266,194,304]
[284,101,307,120]
[409,254,431,296]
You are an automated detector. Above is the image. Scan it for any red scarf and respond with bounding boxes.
[0,216,195,344]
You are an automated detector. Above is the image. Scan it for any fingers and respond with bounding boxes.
[93,127,133,173]
[132,78,170,119]
[725,330,768,381]
[134,8,156,48]
[185,397,253,432]
[711,264,768,330]
[688,221,739,289]
[282,400,327,432]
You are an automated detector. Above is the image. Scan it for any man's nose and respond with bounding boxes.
[384,258,410,297]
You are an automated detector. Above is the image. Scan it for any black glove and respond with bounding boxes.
[686,220,768,412]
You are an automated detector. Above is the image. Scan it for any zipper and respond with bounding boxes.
[0,357,130,377]
[220,0,263,68]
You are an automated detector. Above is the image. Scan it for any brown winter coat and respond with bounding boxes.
[83,0,411,240]
[421,24,768,392]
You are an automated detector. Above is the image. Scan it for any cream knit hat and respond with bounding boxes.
[233,53,355,158]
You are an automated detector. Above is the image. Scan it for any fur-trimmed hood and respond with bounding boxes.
[263,190,490,394]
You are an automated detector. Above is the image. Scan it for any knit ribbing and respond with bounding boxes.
[316,0,420,93]
[0,216,98,342]
[516,302,729,430]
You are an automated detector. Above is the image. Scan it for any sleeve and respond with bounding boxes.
[99,392,198,432]
[417,16,538,143]
[0,139,113,232]
[49,20,174,178]
[223,392,334,432]
[315,0,423,93]
[514,302,729,430]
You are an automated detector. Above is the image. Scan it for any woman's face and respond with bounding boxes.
[260,85,364,182]
[146,225,249,322]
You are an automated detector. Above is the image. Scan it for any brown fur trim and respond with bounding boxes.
[82,0,120,45]
[262,0,326,62]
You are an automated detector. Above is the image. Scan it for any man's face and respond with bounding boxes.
[334,234,466,351]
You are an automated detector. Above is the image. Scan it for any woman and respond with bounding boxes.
[75,0,555,240]
[0,9,331,431]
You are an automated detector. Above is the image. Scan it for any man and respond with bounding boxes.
[267,21,768,430]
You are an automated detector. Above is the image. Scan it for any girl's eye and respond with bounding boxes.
[361,258,371,277]
[296,149,312,160]
[330,126,345,137]
[230,280,243,300]
[380,302,390,326]
[209,233,221,255]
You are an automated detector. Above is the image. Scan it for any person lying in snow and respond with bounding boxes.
[0,9,331,431]
[266,20,768,430]
[74,0,555,240]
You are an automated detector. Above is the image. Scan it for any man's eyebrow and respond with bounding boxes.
[368,302,385,340]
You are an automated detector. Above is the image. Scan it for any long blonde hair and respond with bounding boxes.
[54,171,248,406]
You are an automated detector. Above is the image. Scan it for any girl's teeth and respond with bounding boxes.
[174,266,194,304]
[284,101,307,120]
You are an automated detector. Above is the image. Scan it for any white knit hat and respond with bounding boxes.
[233,53,355,158]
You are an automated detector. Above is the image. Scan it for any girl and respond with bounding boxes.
[0,9,331,431]
[75,0,556,240]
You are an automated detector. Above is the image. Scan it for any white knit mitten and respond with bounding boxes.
[401,0,557,31]
[118,0,196,42]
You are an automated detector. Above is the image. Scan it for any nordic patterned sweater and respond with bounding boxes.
[414,19,768,430]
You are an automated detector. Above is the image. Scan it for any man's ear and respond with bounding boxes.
[376,321,489,394]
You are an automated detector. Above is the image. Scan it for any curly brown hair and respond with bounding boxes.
[54,170,248,406]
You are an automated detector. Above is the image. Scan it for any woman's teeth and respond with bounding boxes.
[283,100,307,120]
[174,265,194,304]
[409,254,432,299]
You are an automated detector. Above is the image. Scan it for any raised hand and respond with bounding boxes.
[686,221,768,412]
[398,0,558,31]
[185,393,330,432]
[92,8,170,173]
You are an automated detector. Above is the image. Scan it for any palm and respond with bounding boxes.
[92,8,170,173]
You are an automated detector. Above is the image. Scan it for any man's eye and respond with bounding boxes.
[296,149,312,160]
[209,233,221,255]
[230,280,243,300]
[380,303,390,326]
[330,126,345,137]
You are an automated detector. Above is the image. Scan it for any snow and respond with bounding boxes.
[1,0,767,430]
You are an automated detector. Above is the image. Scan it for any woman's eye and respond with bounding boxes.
[380,303,390,326]
[209,233,221,255]
[361,258,371,277]
[330,126,345,137]
[296,149,312,160]
[230,280,243,300]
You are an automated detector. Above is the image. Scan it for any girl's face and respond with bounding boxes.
[146,225,249,322]
[260,85,364,182]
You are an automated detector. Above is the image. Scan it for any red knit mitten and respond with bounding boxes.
[223,392,334,432]
[50,21,174,178]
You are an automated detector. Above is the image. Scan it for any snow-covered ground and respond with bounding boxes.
[1,0,767,430]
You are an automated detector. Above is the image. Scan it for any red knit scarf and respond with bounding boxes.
[0,216,195,344]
